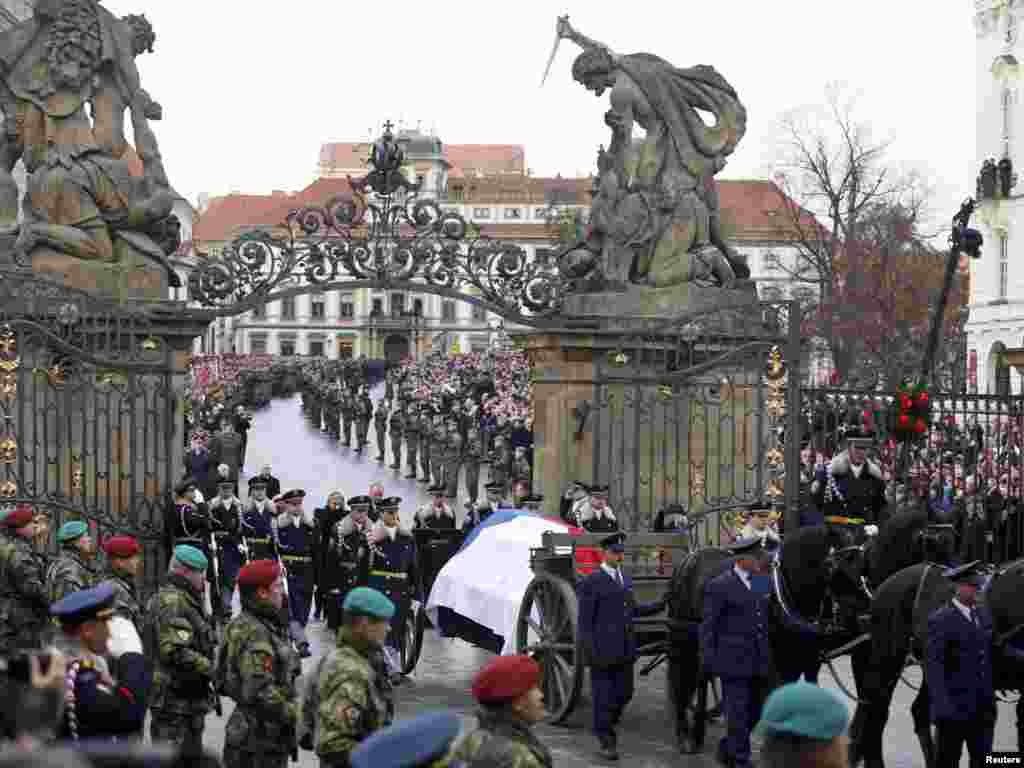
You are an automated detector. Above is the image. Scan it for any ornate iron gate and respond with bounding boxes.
[0,270,177,599]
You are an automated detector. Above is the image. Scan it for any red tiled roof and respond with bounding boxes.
[318,142,369,171]
[717,179,823,241]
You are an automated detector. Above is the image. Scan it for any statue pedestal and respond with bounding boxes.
[31,248,168,301]
[560,280,758,328]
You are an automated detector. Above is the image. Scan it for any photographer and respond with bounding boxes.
[1,648,68,749]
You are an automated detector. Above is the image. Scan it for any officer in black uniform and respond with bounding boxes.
[322,495,374,632]
[276,489,314,657]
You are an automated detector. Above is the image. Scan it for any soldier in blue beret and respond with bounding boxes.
[754,681,849,768]
[351,710,462,768]
[50,582,152,742]
[46,520,97,606]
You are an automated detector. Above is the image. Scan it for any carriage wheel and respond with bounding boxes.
[515,574,583,724]
[400,601,425,675]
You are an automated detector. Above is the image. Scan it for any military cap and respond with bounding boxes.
[755,681,849,741]
[174,476,199,496]
[600,532,627,552]
[348,495,373,511]
[351,710,461,768]
[520,494,544,506]
[377,496,402,513]
[218,479,235,489]
[590,485,610,498]
[946,560,987,587]
[238,559,281,588]
[343,586,395,619]
[57,520,89,544]
[280,489,306,503]
[102,535,140,559]
[485,482,505,495]
[249,478,267,489]
[173,544,209,571]
[730,535,777,559]
[2,504,33,528]
[471,655,541,704]
[50,581,116,626]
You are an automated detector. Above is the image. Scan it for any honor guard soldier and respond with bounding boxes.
[429,414,447,491]
[443,417,464,500]
[144,544,218,753]
[242,480,278,561]
[219,559,301,768]
[389,400,405,470]
[418,407,433,484]
[374,399,389,462]
[578,532,665,761]
[561,481,589,526]
[464,424,484,506]
[276,490,314,658]
[325,386,341,441]
[46,521,97,606]
[315,492,346,625]
[101,536,144,638]
[351,710,462,768]
[521,494,545,514]
[489,433,512,492]
[51,582,151,742]
[171,477,210,553]
[511,446,532,496]
[449,655,553,768]
[0,504,51,651]
[324,496,374,631]
[300,587,396,767]
[926,562,995,768]
[403,403,420,479]
[700,535,777,768]
[210,480,245,619]
[811,416,887,548]
[755,682,850,768]
[363,498,415,681]
[355,387,373,453]
[249,464,282,501]
[579,486,618,533]
[340,388,355,448]
[414,489,456,531]
[461,501,494,534]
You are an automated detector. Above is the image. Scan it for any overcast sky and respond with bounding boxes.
[100,0,975,229]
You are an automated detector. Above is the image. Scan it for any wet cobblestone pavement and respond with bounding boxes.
[196,394,1019,767]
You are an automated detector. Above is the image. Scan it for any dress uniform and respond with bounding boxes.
[46,521,97,606]
[561,481,589,526]
[171,477,212,555]
[248,466,282,505]
[811,426,887,548]
[389,403,404,469]
[443,417,464,500]
[700,536,776,768]
[374,400,389,462]
[210,481,245,618]
[276,489,314,657]
[448,655,553,768]
[579,487,619,533]
[242,481,279,561]
[315,492,346,626]
[340,390,355,447]
[489,434,511,491]
[362,498,415,679]
[51,582,151,742]
[0,504,51,651]
[521,494,545,514]
[464,424,484,505]
[926,563,995,768]
[144,544,217,752]
[324,497,374,631]
[403,403,420,479]
[414,490,456,530]
[461,501,494,535]
[578,532,665,760]
[511,446,532,496]
[301,587,396,766]
[350,710,461,768]
[101,535,144,638]
[219,560,301,768]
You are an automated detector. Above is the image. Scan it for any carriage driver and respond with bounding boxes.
[811,415,887,549]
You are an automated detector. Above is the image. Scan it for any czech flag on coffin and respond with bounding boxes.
[425,509,588,654]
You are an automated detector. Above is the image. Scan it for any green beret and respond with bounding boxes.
[173,544,209,571]
[755,682,849,742]
[343,587,395,620]
[57,520,88,544]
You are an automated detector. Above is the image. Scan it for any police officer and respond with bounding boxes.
[926,562,995,768]
[323,496,373,632]
[0,504,51,651]
[404,403,420,479]
[578,532,665,760]
[144,544,217,752]
[414,489,456,531]
[50,582,151,742]
[350,711,462,768]
[700,535,776,768]
[374,399,389,463]
[362,497,415,681]
[101,535,144,638]
[275,489,314,658]
[46,521,97,606]
[389,400,404,470]
[464,423,484,506]
[219,559,301,768]
[448,655,553,768]
[210,479,245,619]
[300,587,396,767]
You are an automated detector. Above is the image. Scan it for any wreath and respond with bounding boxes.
[889,384,931,443]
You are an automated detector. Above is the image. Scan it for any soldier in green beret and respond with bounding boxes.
[45,521,97,606]
[300,586,395,767]
[143,544,218,753]
[0,504,51,650]
[754,681,850,768]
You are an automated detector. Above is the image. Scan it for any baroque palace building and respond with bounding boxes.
[189,128,821,364]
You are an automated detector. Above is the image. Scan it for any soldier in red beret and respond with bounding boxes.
[449,655,553,767]
[102,535,144,637]
[0,504,50,649]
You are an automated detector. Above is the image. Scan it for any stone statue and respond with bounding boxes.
[0,1,180,287]
[547,16,749,292]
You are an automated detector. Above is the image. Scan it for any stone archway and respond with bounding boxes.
[383,334,409,363]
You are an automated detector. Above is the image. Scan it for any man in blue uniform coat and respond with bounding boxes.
[578,532,665,761]
[926,561,995,768]
[700,535,777,768]
[276,489,315,658]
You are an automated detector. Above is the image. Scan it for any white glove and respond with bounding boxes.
[106,615,143,658]
[864,524,879,537]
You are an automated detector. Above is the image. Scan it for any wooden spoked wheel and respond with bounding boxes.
[515,574,583,723]
[399,600,425,675]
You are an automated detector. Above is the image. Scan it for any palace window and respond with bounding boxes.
[280,296,296,320]
[413,298,424,316]
[471,304,487,322]
[391,292,405,317]
[762,252,781,271]
[504,207,522,220]
[250,335,267,355]
[311,293,325,319]
[442,300,456,322]
[340,293,354,318]
[534,207,549,220]
[1000,231,1010,300]
[371,297,383,316]
[309,339,325,357]
[472,207,491,219]
[279,339,296,356]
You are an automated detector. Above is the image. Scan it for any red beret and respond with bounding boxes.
[238,559,281,588]
[103,535,140,559]
[471,655,541,704]
[3,506,33,528]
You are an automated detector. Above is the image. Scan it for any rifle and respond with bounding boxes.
[207,517,224,630]
[270,516,293,643]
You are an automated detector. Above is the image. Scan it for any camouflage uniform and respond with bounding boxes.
[144,573,217,752]
[219,597,300,768]
[302,626,394,766]
[403,408,419,478]
[429,420,446,489]
[374,403,388,462]
[46,547,96,606]
[443,427,464,499]
[389,407,404,469]
[418,412,432,483]
[464,426,484,505]
[106,568,144,638]
[450,709,554,768]
[0,531,50,650]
